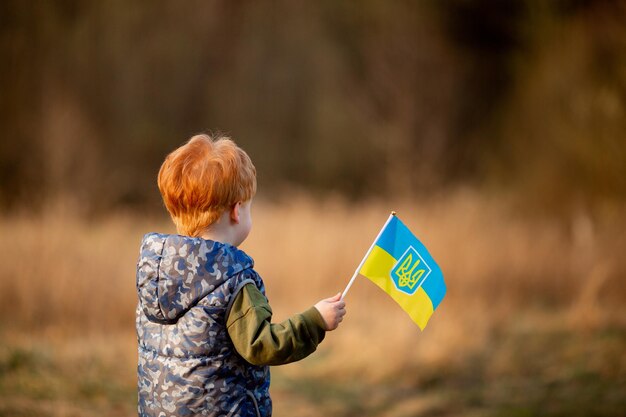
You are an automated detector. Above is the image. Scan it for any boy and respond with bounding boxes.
[136,134,346,417]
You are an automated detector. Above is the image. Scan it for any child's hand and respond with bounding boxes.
[314,293,346,331]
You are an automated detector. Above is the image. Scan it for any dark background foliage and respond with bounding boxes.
[1,0,624,215]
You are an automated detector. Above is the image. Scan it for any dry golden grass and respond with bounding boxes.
[0,191,624,416]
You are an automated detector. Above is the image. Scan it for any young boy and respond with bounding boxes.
[136,134,346,417]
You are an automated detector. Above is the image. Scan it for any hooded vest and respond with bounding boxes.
[136,233,271,417]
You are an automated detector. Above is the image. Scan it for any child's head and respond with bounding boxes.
[158,134,256,237]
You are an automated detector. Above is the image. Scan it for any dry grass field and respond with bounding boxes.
[0,191,625,416]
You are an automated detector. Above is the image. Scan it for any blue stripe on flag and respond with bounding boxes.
[375,216,402,258]
[375,217,429,262]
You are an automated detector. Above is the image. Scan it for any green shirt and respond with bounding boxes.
[226,284,327,366]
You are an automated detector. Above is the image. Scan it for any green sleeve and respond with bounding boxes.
[226,283,327,366]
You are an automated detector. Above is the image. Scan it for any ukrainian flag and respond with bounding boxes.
[359,214,446,330]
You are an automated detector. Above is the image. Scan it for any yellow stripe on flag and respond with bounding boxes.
[359,246,434,329]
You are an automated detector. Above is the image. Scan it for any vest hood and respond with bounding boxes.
[136,233,254,324]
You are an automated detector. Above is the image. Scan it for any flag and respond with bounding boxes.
[358,213,446,330]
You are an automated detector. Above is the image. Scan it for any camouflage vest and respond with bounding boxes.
[136,233,271,417]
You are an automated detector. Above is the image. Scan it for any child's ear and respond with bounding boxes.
[230,202,241,224]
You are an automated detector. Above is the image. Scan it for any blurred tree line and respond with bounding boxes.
[1,0,624,216]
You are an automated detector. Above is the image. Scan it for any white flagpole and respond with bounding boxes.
[341,211,396,300]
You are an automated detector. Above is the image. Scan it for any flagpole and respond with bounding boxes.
[341,211,396,300]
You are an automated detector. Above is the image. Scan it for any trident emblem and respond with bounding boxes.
[394,253,425,290]
[391,246,431,295]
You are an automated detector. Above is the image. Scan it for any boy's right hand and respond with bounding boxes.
[314,293,346,331]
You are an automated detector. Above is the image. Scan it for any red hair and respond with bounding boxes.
[158,134,256,237]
